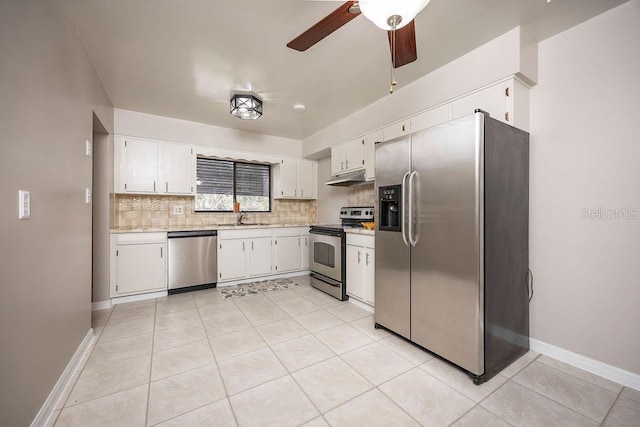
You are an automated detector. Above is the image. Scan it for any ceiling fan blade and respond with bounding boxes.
[388,20,417,68]
[287,1,360,52]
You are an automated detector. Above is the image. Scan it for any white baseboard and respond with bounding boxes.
[347,297,374,314]
[216,270,310,288]
[91,300,112,311]
[31,329,95,427]
[110,290,168,306]
[530,338,640,391]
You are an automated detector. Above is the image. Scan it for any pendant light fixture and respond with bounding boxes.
[230,94,263,120]
[359,0,430,93]
[358,0,430,31]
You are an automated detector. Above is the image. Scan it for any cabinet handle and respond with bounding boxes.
[357,251,361,264]
[252,241,254,250]
[160,247,163,257]
[243,242,245,251]
[505,111,510,121]
[166,182,168,192]
[305,237,308,246]
[295,189,297,197]
[301,189,303,197]
[153,181,156,192]
[298,238,300,247]
[366,252,370,266]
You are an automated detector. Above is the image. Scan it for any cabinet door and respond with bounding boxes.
[249,237,272,277]
[346,245,365,300]
[383,120,410,142]
[115,243,166,295]
[331,144,347,175]
[363,130,383,181]
[280,158,298,198]
[301,234,310,270]
[451,82,507,123]
[364,247,375,305]
[274,236,302,273]
[345,138,364,172]
[122,138,159,193]
[298,159,315,199]
[160,143,194,195]
[410,104,452,133]
[218,239,247,281]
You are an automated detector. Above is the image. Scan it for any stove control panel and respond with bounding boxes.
[339,206,374,221]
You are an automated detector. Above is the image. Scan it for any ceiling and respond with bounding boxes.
[61,0,628,140]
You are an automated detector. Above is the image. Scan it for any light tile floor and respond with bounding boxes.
[52,275,640,426]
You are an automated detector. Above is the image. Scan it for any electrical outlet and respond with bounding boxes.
[172,205,184,215]
[19,190,30,219]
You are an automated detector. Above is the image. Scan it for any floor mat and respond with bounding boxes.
[219,278,299,299]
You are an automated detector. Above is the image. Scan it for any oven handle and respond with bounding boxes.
[309,229,343,237]
[310,272,341,288]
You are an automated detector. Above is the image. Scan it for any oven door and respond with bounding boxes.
[309,232,342,282]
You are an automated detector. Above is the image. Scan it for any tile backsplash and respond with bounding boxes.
[348,182,375,207]
[115,195,317,229]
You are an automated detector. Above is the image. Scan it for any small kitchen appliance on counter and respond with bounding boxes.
[309,207,374,300]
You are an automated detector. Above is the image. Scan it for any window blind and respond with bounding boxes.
[196,158,233,195]
[236,162,270,197]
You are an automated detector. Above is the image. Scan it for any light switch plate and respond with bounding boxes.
[85,140,92,157]
[85,188,92,204]
[19,190,30,219]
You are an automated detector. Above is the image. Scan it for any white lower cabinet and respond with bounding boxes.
[218,229,273,282]
[346,234,375,306]
[217,227,310,283]
[110,233,167,297]
[301,229,310,270]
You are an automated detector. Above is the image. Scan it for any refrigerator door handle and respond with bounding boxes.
[409,170,418,246]
[401,171,411,246]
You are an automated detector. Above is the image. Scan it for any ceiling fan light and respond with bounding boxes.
[230,94,263,120]
[359,0,430,30]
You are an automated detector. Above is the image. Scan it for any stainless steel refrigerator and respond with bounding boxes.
[375,111,530,384]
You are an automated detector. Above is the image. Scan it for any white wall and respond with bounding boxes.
[530,0,640,374]
[0,1,114,424]
[115,108,302,158]
[316,157,348,224]
[303,27,537,157]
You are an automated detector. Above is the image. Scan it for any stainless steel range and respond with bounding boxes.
[309,206,374,300]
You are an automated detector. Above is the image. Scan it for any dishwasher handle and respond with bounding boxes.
[167,230,217,238]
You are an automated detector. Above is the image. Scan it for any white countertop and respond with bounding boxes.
[110,223,312,233]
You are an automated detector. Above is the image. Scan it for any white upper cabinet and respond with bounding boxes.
[160,143,195,194]
[115,136,195,195]
[410,104,452,134]
[382,119,410,141]
[450,78,530,131]
[331,138,364,175]
[298,159,316,199]
[363,130,383,181]
[273,158,317,200]
[118,137,159,193]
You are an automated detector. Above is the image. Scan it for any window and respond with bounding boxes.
[195,158,270,212]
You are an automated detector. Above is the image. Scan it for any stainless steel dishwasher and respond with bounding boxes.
[167,230,217,294]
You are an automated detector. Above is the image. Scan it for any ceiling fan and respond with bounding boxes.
[287,1,430,69]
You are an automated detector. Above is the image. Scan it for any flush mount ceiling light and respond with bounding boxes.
[358,0,431,31]
[230,94,263,120]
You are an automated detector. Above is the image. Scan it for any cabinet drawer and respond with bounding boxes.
[346,233,375,248]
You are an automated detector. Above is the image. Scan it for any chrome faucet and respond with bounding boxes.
[237,212,248,225]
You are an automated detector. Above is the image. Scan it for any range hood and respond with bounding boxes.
[325,169,366,186]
